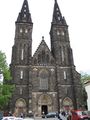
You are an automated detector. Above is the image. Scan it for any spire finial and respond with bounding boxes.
[52,0,64,24]
[42,36,44,40]
[55,0,57,3]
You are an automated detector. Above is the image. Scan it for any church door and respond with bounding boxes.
[41,105,48,115]
[14,98,26,117]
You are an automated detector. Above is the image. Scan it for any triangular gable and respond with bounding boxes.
[32,39,55,65]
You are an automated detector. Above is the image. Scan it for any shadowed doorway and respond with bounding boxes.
[42,105,48,115]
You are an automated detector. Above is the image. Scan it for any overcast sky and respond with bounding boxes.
[0,0,90,74]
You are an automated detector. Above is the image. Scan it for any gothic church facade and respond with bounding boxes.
[10,0,84,116]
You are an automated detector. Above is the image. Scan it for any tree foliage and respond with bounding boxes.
[0,50,14,110]
[0,50,11,81]
[0,85,14,110]
[80,72,90,109]
[81,72,90,83]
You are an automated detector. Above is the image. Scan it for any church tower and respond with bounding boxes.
[50,0,83,110]
[50,0,73,66]
[12,0,33,65]
[10,0,85,117]
[10,0,33,115]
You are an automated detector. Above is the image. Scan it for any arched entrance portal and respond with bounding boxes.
[14,98,26,117]
[38,94,52,115]
[63,97,73,111]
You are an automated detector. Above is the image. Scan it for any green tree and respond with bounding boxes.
[0,50,14,110]
[0,85,14,110]
[81,72,90,83]
[0,50,11,81]
[80,72,90,109]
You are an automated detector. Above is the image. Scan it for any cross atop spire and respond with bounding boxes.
[16,0,32,23]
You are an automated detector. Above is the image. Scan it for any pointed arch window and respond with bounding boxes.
[42,50,45,63]
[38,54,41,63]
[64,71,67,80]
[61,31,65,36]
[24,5,27,8]
[57,30,60,35]
[56,8,59,11]
[20,70,23,79]
[34,58,37,65]
[24,9,26,12]
[46,54,49,63]
[20,87,23,95]
[62,48,64,62]
[20,28,23,33]
[39,69,49,90]
[24,14,26,18]
[21,49,24,60]
[25,29,28,33]
[57,12,60,15]
[58,16,60,21]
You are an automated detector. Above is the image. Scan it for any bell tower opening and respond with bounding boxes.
[41,105,48,115]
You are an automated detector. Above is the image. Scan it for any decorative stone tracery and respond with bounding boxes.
[14,98,26,117]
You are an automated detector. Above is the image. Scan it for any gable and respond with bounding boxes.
[32,40,55,66]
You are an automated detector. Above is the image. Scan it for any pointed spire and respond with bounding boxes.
[55,0,57,3]
[16,0,32,23]
[52,0,62,23]
[42,36,44,41]
[52,0,67,25]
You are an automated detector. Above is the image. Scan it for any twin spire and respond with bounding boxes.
[52,0,67,25]
[16,0,32,23]
[16,0,67,25]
